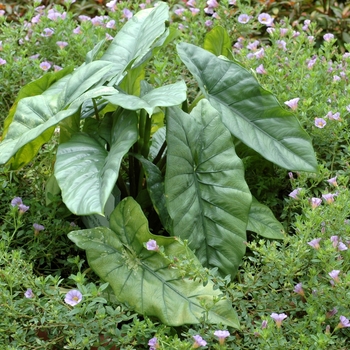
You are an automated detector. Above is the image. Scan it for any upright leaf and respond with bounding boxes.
[165,100,252,278]
[177,43,318,172]
[203,26,233,59]
[101,2,169,70]
[68,197,240,328]
[54,110,138,215]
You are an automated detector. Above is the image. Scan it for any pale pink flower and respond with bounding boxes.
[314,118,326,128]
[323,33,334,42]
[0,58,6,65]
[258,13,273,26]
[308,238,321,249]
[329,270,340,283]
[284,98,300,110]
[330,236,339,248]
[146,239,159,251]
[64,289,83,306]
[207,0,218,7]
[56,41,68,49]
[73,26,82,34]
[40,61,51,71]
[247,40,259,50]
[122,8,133,20]
[193,335,207,348]
[322,193,336,204]
[24,288,34,298]
[106,19,116,28]
[270,313,287,328]
[289,188,302,199]
[238,14,250,24]
[293,283,305,296]
[106,0,117,12]
[310,197,322,209]
[214,330,230,345]
[41,28,54,37]
[256,64,267,74]
[277,40,287,51]
[338,242,348,251]
[337,315,350,328]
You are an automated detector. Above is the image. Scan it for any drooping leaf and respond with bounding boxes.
[54,110,138,215]
[104,81,187,115]
[165,100,252,278]
[0,86,117,167]
[149,126,166,161]
[247,197,285,239]
[177,43,318,172]
[203,26,233,59]
[2,66,74,137]
[68,197,240,328]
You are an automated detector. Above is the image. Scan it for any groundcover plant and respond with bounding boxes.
[0,2,318,329]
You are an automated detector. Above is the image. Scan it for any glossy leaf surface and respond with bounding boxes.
[54,110,138,215]
[203,26,233,58]
[104,81,187,115]
[165,100,252,277]
[68,197,240,328]
[177,43,317,172]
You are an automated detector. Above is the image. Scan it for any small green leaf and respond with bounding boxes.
[68,197,239,328]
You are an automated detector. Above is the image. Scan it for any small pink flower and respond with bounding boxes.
[54,65,62,71]
[41,28,54,37]
[308,238,321,249]
[146,239,159,251]
[323,33,334,42]
[284,98,300,111]
[174,8,185,16]
[40,61,51,71]
[314,118,326,128]
[333,75,341,82]
[267,27,275,34]
[190,7,200,15]
[307,57,317,69]
[327,176,337,187]
[238,14,250,24]
[337,315,350,328]
[33,223,45,236]
[310,197,322,209]
[214,330,230,345]
[73,26,82,34]
[256,64,267,74]
[193,335,207,348]
[270,313,288,328]
[205,20,213,27]
[277,40,287,51]
[106,33,113,41]
[326,307,338,318]
[24,288,34,298]
[56,41,68,49]
[106,0,117,12]
[18,204,30,214]
[293,282,305,296]
[329,270,340,283]
[261,320,268,329]
[0,58,6,65]
[122,8,133,20]
[148,337,158,348]
[337,242,348,251]
[207,0,218,7]
[258,13,273,26]
[106,20,116,28]
[280,28,288,37]
[330,236,339,248]
[322,193,336,204]
[254,48,265,59]
[64,289,83,306]
[289,188,302,199]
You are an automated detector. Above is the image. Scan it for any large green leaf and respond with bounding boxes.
[68,197,240,328]
[101,2,169,70]
[165,100,252,278]
[54,110,138,215]
[2,66,74,137]
[0,86,117,167]
[203,26,233,59]
[247,197,285,239]
[133,154,172,233]
[177,43,318,172]
[104,81,187,115]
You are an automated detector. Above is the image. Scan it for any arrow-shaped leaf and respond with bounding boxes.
[177,43,317,172]
[68,197,240,328]
[165,100,252,278]
[54,110,138,215]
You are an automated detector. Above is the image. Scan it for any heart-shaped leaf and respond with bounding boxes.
[165,100,252,277]
[177,43,317,172]
[54,110,138,215]
[68,197,240,328]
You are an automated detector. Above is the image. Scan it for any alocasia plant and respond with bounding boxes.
[0,3,317,326]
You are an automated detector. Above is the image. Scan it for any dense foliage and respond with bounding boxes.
[0,0,349,349]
